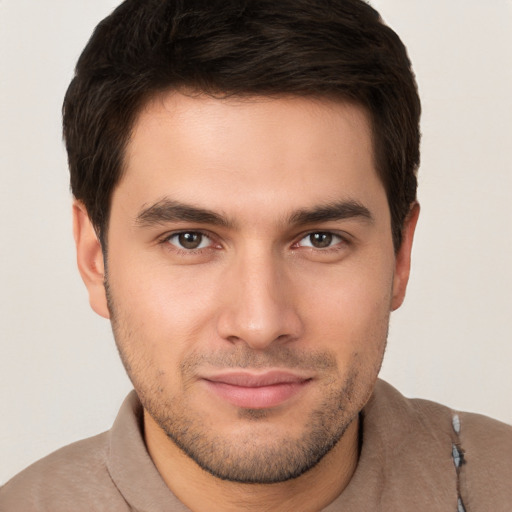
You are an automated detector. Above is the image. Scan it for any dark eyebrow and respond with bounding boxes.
[135,198,372,229]
[288,200,373,226]
[135,199,232,228]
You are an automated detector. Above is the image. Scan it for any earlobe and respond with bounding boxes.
[391,202,420,311]
[72,201,110,319]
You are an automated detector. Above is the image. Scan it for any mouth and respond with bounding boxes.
[201,370,313,409]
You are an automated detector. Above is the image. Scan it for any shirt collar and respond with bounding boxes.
[106,381,457,511]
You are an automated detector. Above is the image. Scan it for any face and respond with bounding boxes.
[75,93,416,484]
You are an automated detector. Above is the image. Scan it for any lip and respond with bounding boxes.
[202,370,313,409]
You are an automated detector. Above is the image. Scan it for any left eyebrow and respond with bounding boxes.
[288,200,374,226]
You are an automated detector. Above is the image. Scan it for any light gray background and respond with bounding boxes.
[1,0,511,484]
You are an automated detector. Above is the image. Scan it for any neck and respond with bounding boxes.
[144,411,359,512]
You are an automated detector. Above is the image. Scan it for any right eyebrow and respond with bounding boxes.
[135,198,233,228]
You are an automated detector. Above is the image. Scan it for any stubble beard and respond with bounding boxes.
[141,365,360,484]
[105,280,385,485]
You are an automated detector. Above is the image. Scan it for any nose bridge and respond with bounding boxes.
[217,242,301,349]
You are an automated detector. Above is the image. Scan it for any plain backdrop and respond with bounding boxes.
[1,0,511,484]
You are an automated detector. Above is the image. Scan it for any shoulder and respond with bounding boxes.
[457,410,512,508]
[457,408,512,457]
[371,380,512,509]
[404,388,512,463]
[373,379,512,440]
[0,431,129,512]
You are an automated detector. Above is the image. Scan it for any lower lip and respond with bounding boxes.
[204,380,310,409]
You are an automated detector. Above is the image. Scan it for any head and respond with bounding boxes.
[64,0,420,251]
[68,0,420,486]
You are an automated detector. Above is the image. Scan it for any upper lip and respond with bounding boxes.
[202,370,312,387]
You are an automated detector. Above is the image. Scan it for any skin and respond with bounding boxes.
[74,93,419,512]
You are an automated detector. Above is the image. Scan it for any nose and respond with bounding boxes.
[216,248,303,350]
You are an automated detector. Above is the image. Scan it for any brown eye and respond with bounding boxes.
[309,233,333,248]
[167,232,210,250]
[297,232,342,249]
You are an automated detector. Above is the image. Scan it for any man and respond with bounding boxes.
[1,0,511,510]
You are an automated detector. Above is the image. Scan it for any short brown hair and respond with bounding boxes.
[63,0,420,249]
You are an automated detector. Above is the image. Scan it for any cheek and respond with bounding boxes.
[295,257,394,351]
[107,257,222,355]
[297,261,393,324]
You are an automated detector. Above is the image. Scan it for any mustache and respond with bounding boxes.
[180,345,338,375]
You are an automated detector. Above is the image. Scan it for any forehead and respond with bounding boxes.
[116,92,385,223]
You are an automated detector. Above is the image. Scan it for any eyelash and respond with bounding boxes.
[160,230,218,255]
[159,230,350,255]
[294,232,348,251]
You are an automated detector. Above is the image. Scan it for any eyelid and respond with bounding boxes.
[160,229,218,251]
[158,228,351,253]
[293,230,351,249]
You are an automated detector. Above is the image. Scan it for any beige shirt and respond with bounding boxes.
[1,380,511,511]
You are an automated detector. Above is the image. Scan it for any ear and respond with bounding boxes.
[391,202,420,311]
[72,201,110,319]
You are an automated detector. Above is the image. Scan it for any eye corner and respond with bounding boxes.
[160,229,218,252]
[295,231,348,250]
